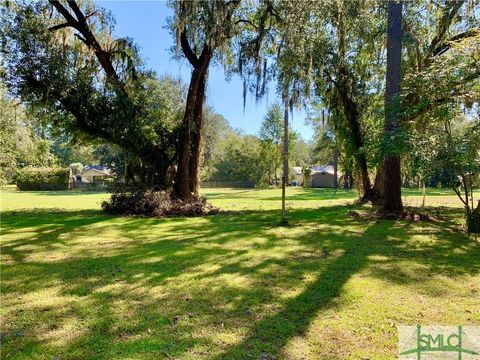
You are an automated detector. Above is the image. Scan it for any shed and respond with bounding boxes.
[309,165,339,188]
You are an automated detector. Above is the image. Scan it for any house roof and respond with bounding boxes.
[82,165,111,176]
[311,165,335,175]
[291,165,342,176]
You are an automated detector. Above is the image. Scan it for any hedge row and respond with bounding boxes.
[13,167,71,191]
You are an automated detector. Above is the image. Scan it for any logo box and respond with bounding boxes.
[398,325,480,359]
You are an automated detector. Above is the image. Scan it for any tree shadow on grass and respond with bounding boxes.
[0,210,112,262]
[1,205,479,359]
[211,213,479,359]
[209,220,386,359]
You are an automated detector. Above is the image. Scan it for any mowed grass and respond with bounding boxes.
[0,187,479,359]
[0,186,467,211]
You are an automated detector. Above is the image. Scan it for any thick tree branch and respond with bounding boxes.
[49,0,121,84]
[453,185,469,208]
[424,0,465,66]
[180,30,199,68]
[198,44,213,70]
[48,22,70,31]
[461,172,470,211]
[48,0,77,25]
[323,69,337,85]
[74,33,88,45]
[404,69,480,120]
[264,0,282,23]
[235,19,258,29]
[27,75,113,141]
[433,28,480,56]
[66,0,86,23]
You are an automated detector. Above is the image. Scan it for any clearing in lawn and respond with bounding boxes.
[0,188,479,359]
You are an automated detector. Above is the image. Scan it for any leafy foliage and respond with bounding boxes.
[13,167,70,190]
[1,2,184,189]
[200,109,235,181]
[0,84,55,184]
[210,133,263,183]
[201,104,311,186]
[436,116,480,232]
[259,104,283,184]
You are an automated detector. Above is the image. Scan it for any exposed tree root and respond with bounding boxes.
[347,207,442,222]
[355,190,384,206]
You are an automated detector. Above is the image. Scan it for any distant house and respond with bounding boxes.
[309,165,339,188]
[292,165,341,188]
[80,165,112,183]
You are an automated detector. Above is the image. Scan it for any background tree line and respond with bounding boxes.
[202,103,312,186]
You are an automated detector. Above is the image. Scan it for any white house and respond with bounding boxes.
[80,165,112,183]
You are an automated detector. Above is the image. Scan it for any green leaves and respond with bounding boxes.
[2,2,187,188]
[13,166,70,190]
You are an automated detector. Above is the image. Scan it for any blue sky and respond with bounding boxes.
[96,1,313,140]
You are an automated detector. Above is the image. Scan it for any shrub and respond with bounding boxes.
[13,167,71,191]
[102,188,218,217]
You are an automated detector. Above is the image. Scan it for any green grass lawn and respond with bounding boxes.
[1,188,479,359]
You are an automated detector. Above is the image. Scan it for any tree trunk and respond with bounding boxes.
[371,163,385,204]
[383,0,403,211]
[348,172,354,189]
[175,67,202,200]
[344,171,349,189]
[336,7,371,200]
[175,26,215,201]
[383,156,402,210]
[188,66,209,197]
[358,154,373,200]
[274,163,278,186]
[421,179,426,207]
[336,88,373,200]
[333,148,338,189]
[281,101,289,224]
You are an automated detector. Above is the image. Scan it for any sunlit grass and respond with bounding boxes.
[1,186,474,211]
[1,187,479,359]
